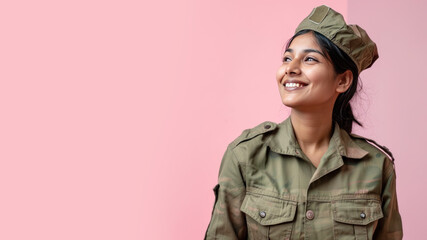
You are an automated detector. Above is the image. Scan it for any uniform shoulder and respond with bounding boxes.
[229,121,278,149]
[350,133,395,163]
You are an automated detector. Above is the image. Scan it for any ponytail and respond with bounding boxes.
[329,48,362,133]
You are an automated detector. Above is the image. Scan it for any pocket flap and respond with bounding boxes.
[332,199,383,225]
[240,193,297,225]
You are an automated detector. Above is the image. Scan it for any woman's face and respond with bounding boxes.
[276,32,345,111]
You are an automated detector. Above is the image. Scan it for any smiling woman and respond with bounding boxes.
[277,31,354,167]
[205,5,403,240]
[277,32,349,119]
[278,29,360,134]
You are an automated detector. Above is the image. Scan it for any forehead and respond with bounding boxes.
[288,32,321,51]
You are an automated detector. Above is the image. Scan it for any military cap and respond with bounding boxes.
[295,5,378,74]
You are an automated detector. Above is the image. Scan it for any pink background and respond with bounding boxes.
[0,0,425,239]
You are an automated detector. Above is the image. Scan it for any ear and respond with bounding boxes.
[336,70,353,93]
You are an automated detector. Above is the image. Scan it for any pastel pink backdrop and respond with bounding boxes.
[0,0,424,239]
[348,0,427,239]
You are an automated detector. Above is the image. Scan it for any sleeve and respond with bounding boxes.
[204,145,247,240]
[373,166,403,239]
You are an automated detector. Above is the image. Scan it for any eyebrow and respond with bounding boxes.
[284,48,326,57]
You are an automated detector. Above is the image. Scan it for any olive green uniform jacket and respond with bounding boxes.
[205,117,403,240]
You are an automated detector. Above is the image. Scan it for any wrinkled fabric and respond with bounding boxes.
[205,117,403,240]
[295,5,379,74]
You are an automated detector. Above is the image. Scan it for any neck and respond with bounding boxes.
[290,108,334,150]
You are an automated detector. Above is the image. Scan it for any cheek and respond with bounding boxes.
[276,66,286,83]
[306,69,335,86]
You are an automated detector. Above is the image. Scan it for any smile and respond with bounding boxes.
[284,83,306,88]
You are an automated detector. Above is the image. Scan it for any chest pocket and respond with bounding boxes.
[240,192,297,240]
[332,199,383,240]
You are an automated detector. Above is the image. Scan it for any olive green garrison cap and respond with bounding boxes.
[295,5,378,74]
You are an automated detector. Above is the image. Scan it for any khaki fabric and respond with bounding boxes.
[205,117,403,240]
[295,5,379,74]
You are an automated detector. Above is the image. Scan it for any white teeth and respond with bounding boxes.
[285,83,304,88]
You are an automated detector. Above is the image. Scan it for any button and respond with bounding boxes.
[264,124,271,129]
[360,212,366,219]
[306,210,315,220]
[259,211,266,218]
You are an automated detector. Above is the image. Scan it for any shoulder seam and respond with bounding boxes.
[230,121,277,149]
[351,133,395,163]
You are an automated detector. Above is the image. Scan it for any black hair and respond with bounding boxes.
[285,29,362,133]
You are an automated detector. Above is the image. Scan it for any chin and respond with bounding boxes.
[280,95,294,104]
[281,99,299,108]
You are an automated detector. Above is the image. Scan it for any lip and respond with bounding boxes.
[282,79,308,85]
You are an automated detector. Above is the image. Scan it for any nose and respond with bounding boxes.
[285,59,301,75]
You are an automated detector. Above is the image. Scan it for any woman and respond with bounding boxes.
[205,5,403,240]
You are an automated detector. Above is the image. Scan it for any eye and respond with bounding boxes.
[305,57,318,62]
[282,56,292,62]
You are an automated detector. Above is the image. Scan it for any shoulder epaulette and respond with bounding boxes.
[350,133,395,163]
[230,121,277,148]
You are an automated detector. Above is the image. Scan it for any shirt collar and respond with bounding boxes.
[267,116,368,159]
